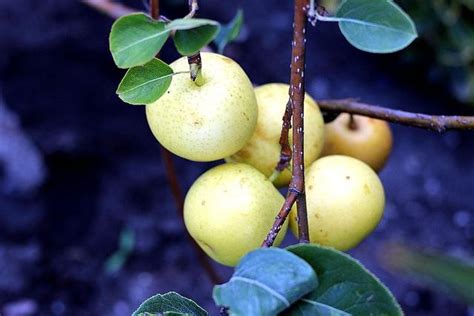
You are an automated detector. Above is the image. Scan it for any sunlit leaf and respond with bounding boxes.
[132,292,207,316]
[172,20,220,56]
[116,59,173,105]
[335,0,418,53]
[166,18,219,31]
[287,244,402,316]
[213,248,318,316]
[110,13,170,68]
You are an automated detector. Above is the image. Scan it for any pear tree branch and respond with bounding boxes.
[318,99,474,132]
[263,0,310,247]
[148,0,221,285]
[82,0,135,18]
[159,148,222,284]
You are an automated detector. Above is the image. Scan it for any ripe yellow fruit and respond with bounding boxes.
[146,53,258,162]
[184,163,288,266]
[228,83,325,186]
[321,114,393,172]
[290,155,385,251]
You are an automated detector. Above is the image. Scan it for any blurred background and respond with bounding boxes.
[0,0,473,315]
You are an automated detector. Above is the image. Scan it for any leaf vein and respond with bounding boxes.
[229,276,290,307]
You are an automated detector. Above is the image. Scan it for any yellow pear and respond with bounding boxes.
[290,155,385,251]
[146,53,258,162]
[184,163,288,266]
[321,114,393,172]
[228,83,325,186]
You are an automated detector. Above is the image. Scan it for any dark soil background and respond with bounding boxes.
[0,1,473,315]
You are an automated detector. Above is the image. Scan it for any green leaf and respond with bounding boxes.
[116,58,173,105]
[172,20,220,56]
[213,248,318,316]
[335,0,418,53]
[109,13,170,68]
[132,292,207,316]
[383,244,474,305]
[166,18,220,31]
[214,9,244,54]
[287,244,402,316]
[284,299,351,316]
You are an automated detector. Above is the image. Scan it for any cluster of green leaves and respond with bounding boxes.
[398,0,474,105]
[109,11,244,105]
[133,244,402,316]
[323,0,474,105]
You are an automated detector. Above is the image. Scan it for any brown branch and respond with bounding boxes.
[275,100,293,173]
[151,0,220,285]
[160,148,222,284]
[263,0,310,247]
[150,0,160,20]
[262,191,298,246]
[82,0,136,19]
[318,99,474,132]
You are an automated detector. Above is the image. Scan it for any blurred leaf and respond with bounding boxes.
[104,227,135,274]
[109,13,170,68]
[173,21,220,56]
[461,0,474,10]
[383,244,474,305]
[116,58,173,105]
[335,0,418,53]
[214,9,244,54]
[213,248,318,316]
[133,292,207,316]
[287,244,402,316]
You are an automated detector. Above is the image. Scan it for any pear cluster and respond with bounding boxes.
[145,53,393,267]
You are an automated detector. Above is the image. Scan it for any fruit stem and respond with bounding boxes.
[268,170,281,184]
[149,0,221,285]
[348,114,359,130]
[187,53,205,86]
[184,0,204,86]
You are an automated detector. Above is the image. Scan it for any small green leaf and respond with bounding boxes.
[132,292,207,316]
[172,20,220,56]
[287,244,402,316]
[214,9,244,54]
[110,13,170,68]
[116,59,173,105]
[335,0,418,53]
[213,248,318,316]
[383,244,474,305]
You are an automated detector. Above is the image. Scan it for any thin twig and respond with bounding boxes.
[150,0,159,20]
[160,148,222,284]
[150,0,221,284]
[274,100,293,173]
[263,0,310,247]
[185,0,199,19]
[262,191,298,247]
[82,0,135,19]
[318,99,474,132]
